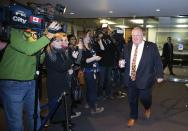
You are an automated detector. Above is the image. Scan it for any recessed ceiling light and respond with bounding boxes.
[109,10,113,14]
[100,19,116,24]
[146,25,155,28]
[115,25,129,28]
[175,24,188,28]
[156,9,160,12]
[130,19,143,24]
[177,15,186,18]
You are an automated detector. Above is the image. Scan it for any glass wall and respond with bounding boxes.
[148,28,188,51]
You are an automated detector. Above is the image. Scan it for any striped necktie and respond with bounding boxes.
[131,45,138,81]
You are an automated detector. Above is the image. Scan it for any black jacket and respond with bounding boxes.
[162,42,174,61]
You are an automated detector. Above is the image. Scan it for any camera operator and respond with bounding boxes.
[0,21,61,131]
[95,26,117,99]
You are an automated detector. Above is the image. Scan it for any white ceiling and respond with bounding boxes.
[1,0,188,18]
[1,0,188,28]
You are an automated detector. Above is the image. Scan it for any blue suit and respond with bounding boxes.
[124,41,163,119]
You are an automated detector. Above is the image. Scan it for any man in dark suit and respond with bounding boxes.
[162,37,175,75]
[123,27,164,127]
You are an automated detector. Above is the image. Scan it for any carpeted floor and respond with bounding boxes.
[0,67,188,131]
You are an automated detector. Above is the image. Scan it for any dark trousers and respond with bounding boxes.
[84,71,98,110]
[127,78,152,119]
[99,66,113,97]
[163,59,173,74]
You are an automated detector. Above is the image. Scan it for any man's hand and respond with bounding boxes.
[68,69,73,75]
[46,21,62,39]
[119,59,126,68]
[157,78,164,83]
[0,41,7,50]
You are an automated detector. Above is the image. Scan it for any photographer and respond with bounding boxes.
[95,26,117,99]
[0,21,61,131]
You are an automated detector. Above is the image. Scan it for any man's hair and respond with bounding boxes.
[133,27,143,31]
[132,27,146,36]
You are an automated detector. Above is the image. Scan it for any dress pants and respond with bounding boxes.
[127,77,152,119]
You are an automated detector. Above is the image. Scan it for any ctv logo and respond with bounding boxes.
[12,10,27,24]
[15,11,26,17]
[12,16,27,24]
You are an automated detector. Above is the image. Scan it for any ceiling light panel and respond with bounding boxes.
[130,19,143,24]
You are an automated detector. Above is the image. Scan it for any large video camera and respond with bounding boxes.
[0,1,47,42]
[0,2,45,31]
[0,1,67,42]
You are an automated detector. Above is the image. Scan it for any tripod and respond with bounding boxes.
[33,53,41,131]
[38,91,71,131]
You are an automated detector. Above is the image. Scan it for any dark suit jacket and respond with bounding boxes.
[124,41,163,89]
[162,42,173,62]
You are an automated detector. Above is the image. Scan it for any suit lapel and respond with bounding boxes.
[137,41,149,72]
[128,43,132,65]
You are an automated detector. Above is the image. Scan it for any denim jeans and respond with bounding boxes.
[0,80,41,131]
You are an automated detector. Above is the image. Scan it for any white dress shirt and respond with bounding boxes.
[130,41,145,76]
